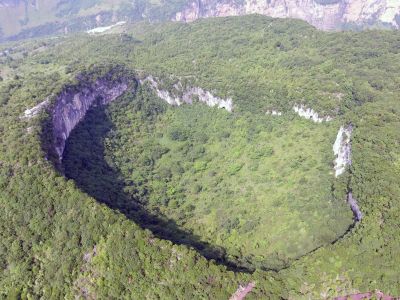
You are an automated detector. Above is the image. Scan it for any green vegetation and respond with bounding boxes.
[0,0,188,41]
[0,15,399,298]
[63,85,352,271]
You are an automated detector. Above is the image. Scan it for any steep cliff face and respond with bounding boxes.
[347,192,362,221]
[1,0,398,41]
[293,104,333,122]
[333,124,352,177]
[141,75,233,112]
[331,125,362,222]
[174,0,400,30]
[52,76,133,160]
[50,72,234,161]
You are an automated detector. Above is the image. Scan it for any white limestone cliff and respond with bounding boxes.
[22,98,50,119]
[293,104,333,123]
[141,76,233,112]
[333,124,352,177]
[174,0,400,31]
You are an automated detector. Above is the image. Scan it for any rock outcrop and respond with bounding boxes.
[50,71,234,161]
[174,0,400,30]
[229,282,256,300]
[265,109,282,116]
[333,124,352,177]
[87,21,126,34]
[52,74,133,160]
[141,75,233,112]
[1,0,398,42]
[293,104,332,123]
[22,98,50,119]
[347,192,362,221]
[332,125,362,222]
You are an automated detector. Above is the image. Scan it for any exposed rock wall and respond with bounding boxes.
[332,125,361,221]
[52,77,132,160]
[51,72,234,161]
[174,0,400,30]
[1,0,399,41]
[347,192,362,221]
[293,104,332,122]
[22,98,50,119]
[141,75,233,112]
[333,124,352,177]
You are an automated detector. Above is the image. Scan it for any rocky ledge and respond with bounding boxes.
[52,70,135,160]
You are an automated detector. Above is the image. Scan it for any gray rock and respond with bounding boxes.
[52,76,132,160]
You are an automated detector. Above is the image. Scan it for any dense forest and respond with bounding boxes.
[63,85,353,271]
[0,15,400,298]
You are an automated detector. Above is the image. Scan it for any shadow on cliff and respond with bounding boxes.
[54,104,252,273]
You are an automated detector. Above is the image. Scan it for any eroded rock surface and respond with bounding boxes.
[174,0,400,30]
[293,104,332,123]
[333,124,352,177]
[347,192,362,221]
[22,98,50,119]
[52,75,133,160]
[51,71,234,161]
[141,75,233,112]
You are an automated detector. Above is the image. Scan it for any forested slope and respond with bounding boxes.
[0,15,399,298]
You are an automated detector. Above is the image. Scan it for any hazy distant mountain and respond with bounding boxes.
[0,0,399,40]
[174,0,400,30]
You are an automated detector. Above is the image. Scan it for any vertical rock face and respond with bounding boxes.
[333,124,352,177]
[174,0,400,30]
[293,104,332,123]
[347,192,362,221]
[1,0,399,41]
[52,76,132,160]
[0,0,27,7]
[51,72,234,162]
[332,125,362,222]
[141,75,233,112]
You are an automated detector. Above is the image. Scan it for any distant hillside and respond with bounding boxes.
[0,0,399,41]
[0,0,189,41]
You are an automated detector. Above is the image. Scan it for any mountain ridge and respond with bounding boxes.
[174,0,400,30]
[0,0,399,41]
